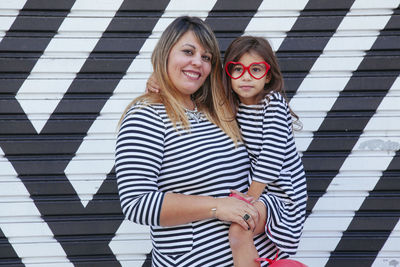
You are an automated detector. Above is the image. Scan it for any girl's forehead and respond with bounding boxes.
[238,51,264,63]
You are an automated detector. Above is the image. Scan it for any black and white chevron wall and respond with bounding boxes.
[0,0,399,266]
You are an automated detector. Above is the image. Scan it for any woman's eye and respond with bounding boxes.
[252,67,261,72]
[183,49,193,55]
[202,55,211,62]
[233,66,243,72]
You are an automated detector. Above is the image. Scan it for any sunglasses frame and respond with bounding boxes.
[225,61,271,80]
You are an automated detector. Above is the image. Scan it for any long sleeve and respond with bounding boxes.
[115,104,166,226]
[251,93,290,184]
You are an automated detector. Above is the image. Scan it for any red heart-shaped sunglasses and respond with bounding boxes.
[225,61,271,80]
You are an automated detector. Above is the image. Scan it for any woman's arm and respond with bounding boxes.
[116,104,258,230]
[116,104,166,226]
[160,192,258,231]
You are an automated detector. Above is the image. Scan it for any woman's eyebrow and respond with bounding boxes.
[182,43,211,54]
[182,43,196,49]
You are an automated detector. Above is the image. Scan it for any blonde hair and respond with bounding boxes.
[120,16,241,143]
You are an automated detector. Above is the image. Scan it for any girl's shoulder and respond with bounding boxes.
[262,91,288,107]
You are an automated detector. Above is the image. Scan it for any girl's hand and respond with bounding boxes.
[230,189,255,204]
[214,195,259,232]
[146,73,161,93]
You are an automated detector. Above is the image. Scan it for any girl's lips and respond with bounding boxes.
[183,70,201,80]
[239,85,253,90]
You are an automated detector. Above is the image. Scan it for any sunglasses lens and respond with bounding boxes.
[250,63,268,79]
[227,63,244,79]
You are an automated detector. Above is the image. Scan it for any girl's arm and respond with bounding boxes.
[247,181,267,200]
[146,73,161,93]
[251,93,289,185]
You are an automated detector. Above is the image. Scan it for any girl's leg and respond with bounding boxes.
[229,201,267,267]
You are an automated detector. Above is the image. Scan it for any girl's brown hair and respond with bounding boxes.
[119,16,242,142]
[222,36,300,127]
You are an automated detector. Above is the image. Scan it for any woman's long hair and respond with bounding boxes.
[119,16,242,143]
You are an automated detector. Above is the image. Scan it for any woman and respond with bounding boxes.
[115,16,271,266]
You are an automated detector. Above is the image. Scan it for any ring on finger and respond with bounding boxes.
[243,213,251,221]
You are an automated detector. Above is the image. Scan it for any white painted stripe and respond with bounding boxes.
[351,0,400,11]
[15,0,124,134]
[0,0,27,9]
[297,75,400,266]
[0,147,73,266]
[244,0,309,50]
[109,220,152,255]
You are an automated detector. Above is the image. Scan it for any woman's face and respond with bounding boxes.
[167,31,212,100]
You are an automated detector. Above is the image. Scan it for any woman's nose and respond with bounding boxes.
[191,54,202,66]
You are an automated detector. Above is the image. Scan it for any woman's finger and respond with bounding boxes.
[244,215,255,231]
[245,205,259,231]
[237,215,250,231]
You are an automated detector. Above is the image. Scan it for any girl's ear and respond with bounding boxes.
[265,72,272,84]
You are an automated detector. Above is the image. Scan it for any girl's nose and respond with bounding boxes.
[241,69,252,80]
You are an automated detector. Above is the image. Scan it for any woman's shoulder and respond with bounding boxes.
[127,101,164,114]
[124,101,166,124]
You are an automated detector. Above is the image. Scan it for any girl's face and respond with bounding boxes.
[229,52,270,105]
[167,31,212,102]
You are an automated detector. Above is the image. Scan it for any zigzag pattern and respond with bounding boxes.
[0,0,399,266]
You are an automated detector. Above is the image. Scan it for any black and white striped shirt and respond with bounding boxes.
[115,103,278,266]
[237,92,308,255]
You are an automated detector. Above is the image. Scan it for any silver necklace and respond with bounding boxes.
[184,105,202,123]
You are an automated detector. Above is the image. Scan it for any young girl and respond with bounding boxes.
[147,35,307,266]
[223,36,307,266]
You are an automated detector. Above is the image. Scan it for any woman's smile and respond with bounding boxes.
[183,70,201,80]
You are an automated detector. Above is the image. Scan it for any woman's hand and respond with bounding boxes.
[146,73,161,93]
[214,194,259,232]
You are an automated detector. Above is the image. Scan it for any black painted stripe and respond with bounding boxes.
[278,0,355,97]
[0,228,23,266]
[205,0,263,52]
